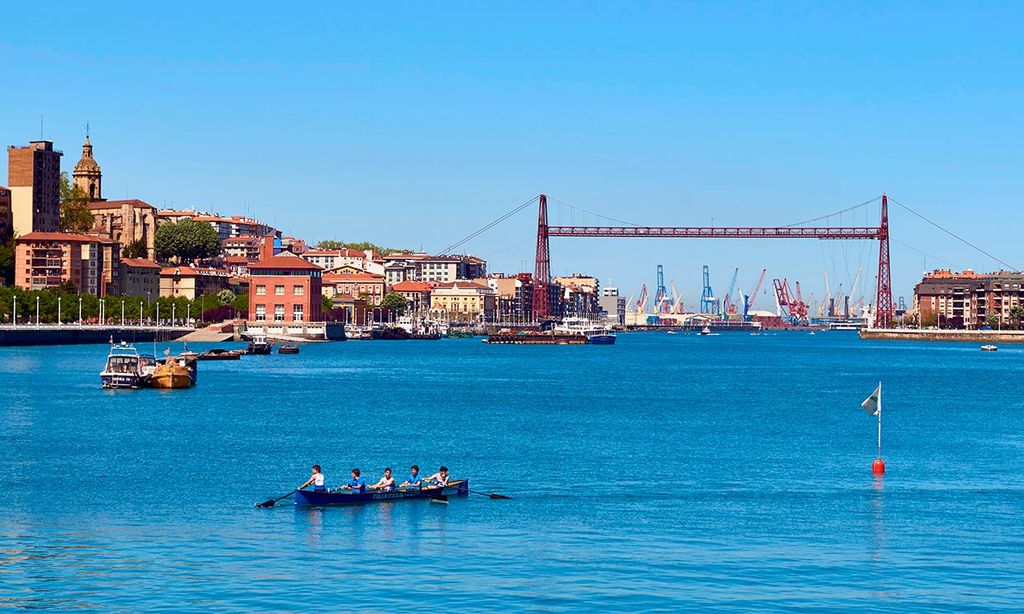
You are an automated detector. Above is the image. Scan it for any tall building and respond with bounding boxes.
[15,232,108,294]
[72,134,102,200]
[7,141,62,236]
[248,253,323,323]
[915,269,1024,328]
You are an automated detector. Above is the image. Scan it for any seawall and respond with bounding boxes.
[860,328,1024,344]
[0,325,192,346]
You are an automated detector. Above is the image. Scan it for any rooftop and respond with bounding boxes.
[248,254,323,271]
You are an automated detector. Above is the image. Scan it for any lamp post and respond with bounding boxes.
[172,304,176,327]
[139,302,143,326]
[187,304,191,327]
[58,296,62,326]
[36,296,40,326]
[78,297,83,325]
[156,303,160,326]
[121,300,125,326]
[12,296,16,326]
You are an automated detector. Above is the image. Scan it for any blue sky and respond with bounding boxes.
[2,2,1022,308]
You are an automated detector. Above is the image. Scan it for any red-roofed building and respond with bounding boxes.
[222,235,261,261]
[119,258,161,298]
[160,266,230,300]
[14,232,111,295]
[322,272,386,305]
[391,280,435,314]
[248,254,323,323]
[430,280,496,322]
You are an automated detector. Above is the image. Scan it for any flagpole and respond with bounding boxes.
[877,380,882,460]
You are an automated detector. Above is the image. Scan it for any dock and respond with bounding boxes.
[0,324,193,347]
[860,328,1024,344]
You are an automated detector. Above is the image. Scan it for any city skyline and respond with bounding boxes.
[2,3,1022,304]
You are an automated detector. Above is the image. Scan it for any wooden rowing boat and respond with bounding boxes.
[293,480,468,506]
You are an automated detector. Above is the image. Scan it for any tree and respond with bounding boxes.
[216,289,236,305]
[314,239,408,256]
[122,239,149,259]
[1010,305,1024,330]
[380,292,409,315]
[987,313,999,329]
[0,234,15,285]
[154,219,221,263]
[322,294,334,314]
[59,172,95,233]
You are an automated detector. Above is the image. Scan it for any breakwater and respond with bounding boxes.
[0,324,192,346]
[860,328,1024,344]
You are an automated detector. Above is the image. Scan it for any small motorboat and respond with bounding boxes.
[699,326,712,335]
[197,348,244,360]
[981,345,998,352]
[246,335,273,355]
[150,354,197,389]
[278,345,300,354]
[293,480,469,507]
[100,342,157,389]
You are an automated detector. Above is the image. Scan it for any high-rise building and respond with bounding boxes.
[7,141,62,236]
[72,134,102,200]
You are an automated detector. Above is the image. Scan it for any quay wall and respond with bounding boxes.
[860,328,1024,344]
[0,325,191,346]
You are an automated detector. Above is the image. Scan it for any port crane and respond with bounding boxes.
[742,268,768,319]
[722,267,741,318]
[773,277,809,323]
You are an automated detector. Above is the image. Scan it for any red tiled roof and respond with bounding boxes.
[324,272,385,283]
[121,258,161,269]
[17,232,99,243]
[224,256,249,264]
[88,199,155,210]
[248,254,322,271]
[434,281,491,291]
[392,281,434,292]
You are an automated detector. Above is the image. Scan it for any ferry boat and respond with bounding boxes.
[552,317,617,345]
[100,342,158,389]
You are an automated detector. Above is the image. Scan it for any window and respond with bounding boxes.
[256,285,266,296]
[293,285,304,296]
[274,304,285,321]
[275,285,285,296]
[293,304,304,321]
[255,304,266,321]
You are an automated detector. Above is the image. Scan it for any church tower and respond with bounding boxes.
[73,129,102,201]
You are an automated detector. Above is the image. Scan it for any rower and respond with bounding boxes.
[339,468,365,493]
[424,466,449,487]
[298,464,326,492]
[370,467,395,491]
[400,465,422,489]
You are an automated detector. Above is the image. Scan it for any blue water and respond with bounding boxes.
[2,332,1023,611]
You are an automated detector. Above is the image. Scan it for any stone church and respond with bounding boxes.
[73,133,157,259]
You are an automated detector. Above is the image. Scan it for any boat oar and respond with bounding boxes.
[255,489,297,508]
[468,489,511,500]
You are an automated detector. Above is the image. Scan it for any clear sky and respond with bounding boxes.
[2,2,1022,308]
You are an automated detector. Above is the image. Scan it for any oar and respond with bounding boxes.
[468,489,511,500]
[255,489,297,508]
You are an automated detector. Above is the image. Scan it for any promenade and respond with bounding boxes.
[0,323,193,346]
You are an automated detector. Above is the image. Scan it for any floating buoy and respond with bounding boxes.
[872,458,886,475]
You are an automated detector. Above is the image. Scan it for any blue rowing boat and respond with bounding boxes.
[293,480,469,506]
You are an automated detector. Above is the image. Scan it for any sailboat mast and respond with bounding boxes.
[877,381,883,459]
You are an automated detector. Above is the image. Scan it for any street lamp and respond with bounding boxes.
[139,301,143,326]
[58,296,62,326]
[121,300,125,326]
[78,297,83,325]
[36,296,40,326]
[12,296,16,327]
[172,304,176,326]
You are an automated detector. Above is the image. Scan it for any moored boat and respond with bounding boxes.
[278,345,300,354]
[246,335,273,355]
[294,480,469,506]
[100,342,157,389]
[151,355,197,389]
[552,317,617,345]
[197,348,244,360]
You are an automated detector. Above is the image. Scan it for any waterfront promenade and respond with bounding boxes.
[861,327,1024,343]
[0,323,193,346]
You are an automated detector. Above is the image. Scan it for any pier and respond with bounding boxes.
[0,324,193,346]
[860,328,1024,344]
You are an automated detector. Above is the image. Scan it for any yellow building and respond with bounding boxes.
[430,281,496,322]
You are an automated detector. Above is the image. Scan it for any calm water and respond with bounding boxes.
[1,332,1023,611]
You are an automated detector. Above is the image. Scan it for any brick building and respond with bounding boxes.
[7,141,62,236]
[15,232,108,295]
[915,269,1024,328]
[248,254,323,323]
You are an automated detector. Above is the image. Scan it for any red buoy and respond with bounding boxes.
[872,458,886,475]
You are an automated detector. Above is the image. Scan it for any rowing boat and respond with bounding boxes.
[293,480,469,506]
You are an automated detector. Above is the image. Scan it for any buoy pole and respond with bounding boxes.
[872,381,886,475]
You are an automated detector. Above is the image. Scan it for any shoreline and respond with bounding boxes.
[860,328,1024,344]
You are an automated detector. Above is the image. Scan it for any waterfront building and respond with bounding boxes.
[8,141,62,236]
[119,258,161,298]
[72,134,102,200]
[478,273,534,321]
[331,293,368,324]
[0,185,11,239]
[430,281,496,322]
[248,253,323,323]
[322,272,386,305]
[159,266,230,300]
[915,268,1024,328]
[598,286,626,325]
[391,280,434,314]
[555,274,601,319]
[88,199,157,259]
[14,232,108,294]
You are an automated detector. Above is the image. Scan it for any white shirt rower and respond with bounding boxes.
[424,466,450,487]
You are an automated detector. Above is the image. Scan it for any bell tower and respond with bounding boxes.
[72,125,103,201]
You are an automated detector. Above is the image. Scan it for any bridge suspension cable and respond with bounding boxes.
[887,197,1017,271]
[440,195,539,255]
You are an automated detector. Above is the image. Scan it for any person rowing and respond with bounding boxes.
[400,465,422,489]
[298,464,326,492]
[370,467,395,491]
[424,466,450,487]
[339,468,365,493]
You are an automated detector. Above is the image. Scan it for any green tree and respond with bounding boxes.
[380,291,409,315]
[322,294,334,313]
[154,219,221,263]
[1009,305,1024,330]
[216,289,236,305]
[122,239,149,259]
[987,313,999,329]
[59,172,95,233]
[314,239,408,256]
[0,234,15,285]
